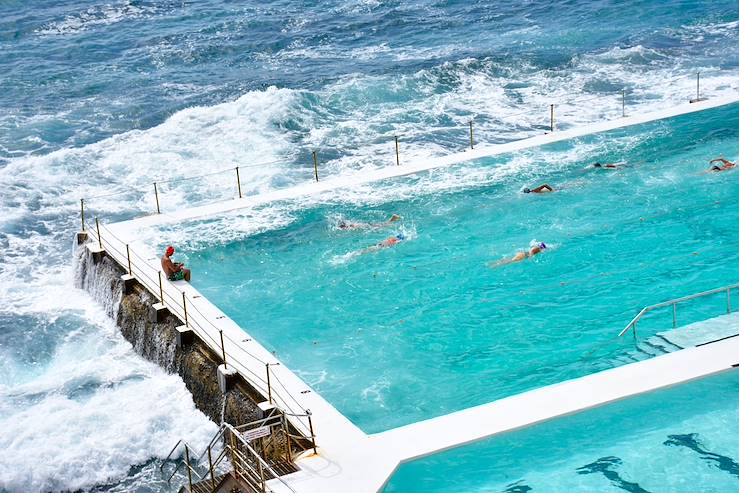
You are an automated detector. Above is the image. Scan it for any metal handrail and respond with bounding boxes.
[618,282,737,338]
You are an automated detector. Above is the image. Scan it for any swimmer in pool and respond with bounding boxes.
[707,157,735,172]
[337,214,401,230]
[491,242,547,267]
[592,162,624,169]
[358,233,406,255]
[523,184,554,194]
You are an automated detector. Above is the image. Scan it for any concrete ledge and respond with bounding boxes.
[121,274,136,295]
[258,400,278,417]
[149,302,168,323]
[218,364,238,394]
[86,243,105,264]
[175,324,194,348]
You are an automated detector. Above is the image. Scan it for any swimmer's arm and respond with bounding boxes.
[709,158,731,166]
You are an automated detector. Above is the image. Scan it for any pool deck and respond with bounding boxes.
[96,92,739,493]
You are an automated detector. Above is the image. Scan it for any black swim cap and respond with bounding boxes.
[523,188,531,193]
[593,162,602,167]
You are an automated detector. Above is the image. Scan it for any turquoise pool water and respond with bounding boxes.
[383,369,739,492]
[178,102,739,433]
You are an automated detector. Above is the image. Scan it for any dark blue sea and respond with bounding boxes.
[0,1,737,491]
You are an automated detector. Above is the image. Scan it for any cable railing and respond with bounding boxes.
[618,282,737,338]
[76,70,731,229]
[85,221,316,440]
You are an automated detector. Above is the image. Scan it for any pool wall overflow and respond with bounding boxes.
[74,243,264,427]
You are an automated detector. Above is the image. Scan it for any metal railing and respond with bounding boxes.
[618,282,737,338]
[84,222,317,442]
[77,71,723,225]
[161,422,300,493]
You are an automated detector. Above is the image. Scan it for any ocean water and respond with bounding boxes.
[1,1,738,491]
[170,101,739,433]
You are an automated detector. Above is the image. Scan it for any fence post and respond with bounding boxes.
[727,288,732,314]
[153,182,161,214]
[184,446,193,492]
[307,410,317,454]
[394,135,400,166]
[126,244,132,275]
[622,89,626,117]
[696,71,700,102]
[208,446,216,491]
[182,292,188,327]
[266,363,272,404]
[94,217,102,250]
[469,121,474,150]
[312,151,319,182]
[550,104,555,132]
[235,166,243,199]
[219,329,227,369]
[80,199,86,231]
[672,303,677,328]
[158,271,164,304]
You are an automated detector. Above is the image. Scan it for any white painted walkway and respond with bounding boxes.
[92,93,739,493]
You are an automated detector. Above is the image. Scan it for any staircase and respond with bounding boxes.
[161,408,315,493]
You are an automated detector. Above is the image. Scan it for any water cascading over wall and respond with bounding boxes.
[73,243,264,426]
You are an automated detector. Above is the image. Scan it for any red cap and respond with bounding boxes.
[165,246,175,256]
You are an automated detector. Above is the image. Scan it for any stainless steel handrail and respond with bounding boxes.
[618,282,737,338]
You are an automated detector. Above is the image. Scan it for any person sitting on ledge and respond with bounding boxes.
[161,245,191,282]
[707,157,735,172]
[523,184,554,194]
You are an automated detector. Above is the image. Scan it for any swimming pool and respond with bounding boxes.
[159,102,739,433]
[382,368,739,492]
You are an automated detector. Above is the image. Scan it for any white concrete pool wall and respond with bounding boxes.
[93,93,739,493]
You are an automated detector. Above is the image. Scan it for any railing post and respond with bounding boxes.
[258,452,266,493]
[208,446,216,491]
[184,446,193,492]
[469,121,474,150]
[235,166,243,199]
[126,244,132,275]
[266,363,272,404]
[80,199,86,231]
[219,329,227,369]
[153,182,161,214]
[394,135,400,166]
[622,89,626,117]
[307,410,317,455]
[94,217,103,250]
[284,413,292,460]
[158,271,164,304]
[672,302,677,328]
[550,104,555,132]
[182,292,188,327]
[632,321,637,340]
[312,151,319,182]
[727,288,732,314]
[696,71,701,102]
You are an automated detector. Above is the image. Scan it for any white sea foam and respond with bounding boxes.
[34,1,160,36]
